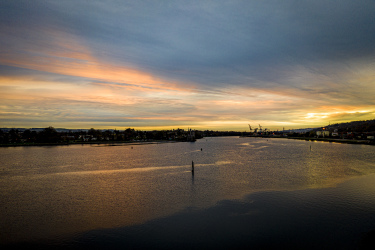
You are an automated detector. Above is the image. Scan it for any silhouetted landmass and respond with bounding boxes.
[277,120,375,145]
[324,119,375,133]
[0,127,202,145]
[285,119,375,139]
[1,119,374,146]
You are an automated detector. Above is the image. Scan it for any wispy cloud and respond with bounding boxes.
[1,0,374,130]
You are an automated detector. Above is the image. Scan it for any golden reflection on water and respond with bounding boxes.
[1,138,375,243]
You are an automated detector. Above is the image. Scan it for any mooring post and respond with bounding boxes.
[192,160,194,173]
[310,145,311,151]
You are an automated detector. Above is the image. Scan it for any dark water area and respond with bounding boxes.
[69,177,375,250]
[1,137,375,249]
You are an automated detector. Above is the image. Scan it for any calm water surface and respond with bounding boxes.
[1,137,375,248]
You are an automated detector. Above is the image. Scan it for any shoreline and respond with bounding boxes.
[241,135,375,146]
[1,136,374,147]
[286,136,375,145]
[0,140,181,147]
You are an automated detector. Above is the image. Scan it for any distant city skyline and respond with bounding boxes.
[1,1,375,131]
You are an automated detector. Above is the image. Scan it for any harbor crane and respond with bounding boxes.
[248,124,253,132]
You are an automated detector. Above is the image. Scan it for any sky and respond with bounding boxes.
[1,0,375,131]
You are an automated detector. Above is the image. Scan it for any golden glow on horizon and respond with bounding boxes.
[1,24,375,131]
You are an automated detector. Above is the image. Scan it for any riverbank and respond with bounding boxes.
[287,136,375,145]
[0,140,180,147]
[2,136,374,147]
[242,135,375,146]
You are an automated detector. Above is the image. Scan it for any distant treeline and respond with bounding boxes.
[0,126,243,145]
[2,119,374,145]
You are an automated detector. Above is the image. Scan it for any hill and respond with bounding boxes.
[324,119,375,133]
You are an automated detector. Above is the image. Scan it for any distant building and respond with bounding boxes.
[332,129,339,137]
[187,128,196,142]
[316,131,330,138]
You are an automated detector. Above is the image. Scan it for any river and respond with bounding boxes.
[1,137,375,249]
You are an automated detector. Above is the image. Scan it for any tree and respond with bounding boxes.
[309,131,316,137]
[0,130,9,144]
[88,128,102,140]
[9,129,20,143]
[38,126,60,143]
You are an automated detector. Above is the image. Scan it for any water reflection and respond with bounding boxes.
[66,174,375,249]
[1,137,375,245]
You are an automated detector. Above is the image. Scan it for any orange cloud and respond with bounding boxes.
[0,27,188,93]
[2,25,375,130]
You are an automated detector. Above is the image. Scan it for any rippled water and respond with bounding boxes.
[1,137,375,248]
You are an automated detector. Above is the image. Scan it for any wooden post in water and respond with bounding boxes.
[192,161,194,174]
[310,145,311,151]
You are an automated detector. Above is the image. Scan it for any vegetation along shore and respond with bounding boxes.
[1,119,374,147]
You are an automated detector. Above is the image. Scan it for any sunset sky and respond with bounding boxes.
[1,1,375,131]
